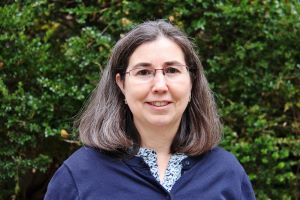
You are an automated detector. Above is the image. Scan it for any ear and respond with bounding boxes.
[116,73,125,94]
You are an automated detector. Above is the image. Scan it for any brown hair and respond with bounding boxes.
[77,20,222,156]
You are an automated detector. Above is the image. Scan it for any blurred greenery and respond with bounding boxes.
[0,0,299,199]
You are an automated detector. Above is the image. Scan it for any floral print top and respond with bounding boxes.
[137,148,187,192]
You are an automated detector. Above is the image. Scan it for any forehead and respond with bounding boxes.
[128,37,185,69]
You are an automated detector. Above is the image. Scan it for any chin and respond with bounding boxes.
[146,117,177,127]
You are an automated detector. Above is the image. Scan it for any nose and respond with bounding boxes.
[152,70,168,93]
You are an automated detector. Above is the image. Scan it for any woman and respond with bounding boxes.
[45,20,256,199]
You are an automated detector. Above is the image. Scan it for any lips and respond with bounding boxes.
[147,101,170,107]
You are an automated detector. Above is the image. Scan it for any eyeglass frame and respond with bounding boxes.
[122,64,193,82]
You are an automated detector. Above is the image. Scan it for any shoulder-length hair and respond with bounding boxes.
[77,20,222,156]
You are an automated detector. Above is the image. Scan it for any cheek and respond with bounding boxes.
[171,83,192,101]
[124,85,148,104]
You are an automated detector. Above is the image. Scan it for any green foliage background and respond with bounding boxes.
[0,0,299,199]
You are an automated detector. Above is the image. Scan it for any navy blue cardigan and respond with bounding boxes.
[45,146,256,199]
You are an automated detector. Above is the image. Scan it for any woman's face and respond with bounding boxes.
[116,37,192,131]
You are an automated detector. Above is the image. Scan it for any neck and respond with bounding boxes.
[134,122,179,155]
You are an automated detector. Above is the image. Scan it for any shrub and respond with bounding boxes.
[1,1,299,199]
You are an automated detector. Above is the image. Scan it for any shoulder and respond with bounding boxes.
[203,146,244,170]
[63,146,121,175]
[64,146,107,166]
[189,146,247,180]
[45,146,120,199]
[206,146,238,160]
[181,147,256,199]
[45,161,80,199]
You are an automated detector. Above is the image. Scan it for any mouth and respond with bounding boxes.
[147,101,171,107]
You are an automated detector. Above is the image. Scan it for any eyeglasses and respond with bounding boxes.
[124,64,190,82]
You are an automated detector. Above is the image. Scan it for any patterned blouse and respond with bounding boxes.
[137,148,187,192]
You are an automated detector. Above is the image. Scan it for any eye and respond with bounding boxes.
[134,68,153,76]
[165,66,181,74]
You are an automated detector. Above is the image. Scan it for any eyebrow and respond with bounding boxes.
[131,62,152,69]
[130,61,185,69]
[164,61,185,66]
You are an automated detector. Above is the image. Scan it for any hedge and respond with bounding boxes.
[0,1,299,199]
